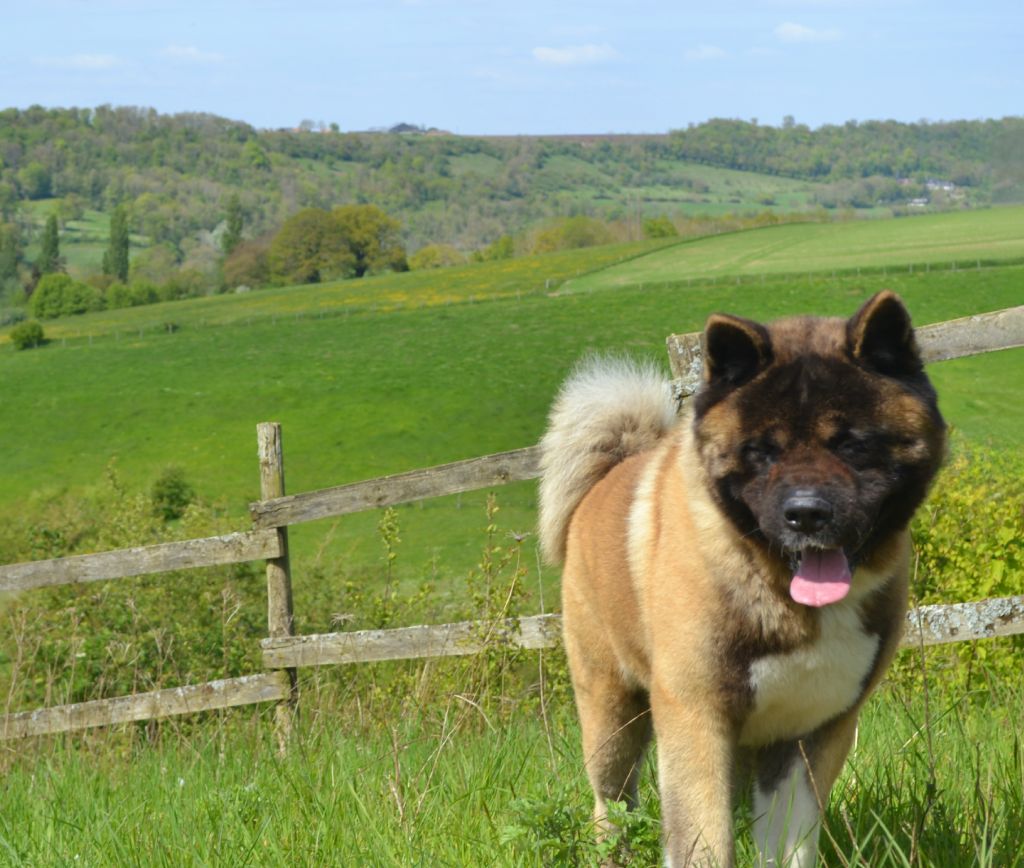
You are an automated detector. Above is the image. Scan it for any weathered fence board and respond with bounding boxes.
[666,304,1024,382]
[0,529,282,593]
[261,613,563,668]
[259,596,1024,670]
[249,445,542,529]
[915,304,1024,363]
[903,596,1024,647]
[0,672,290,740]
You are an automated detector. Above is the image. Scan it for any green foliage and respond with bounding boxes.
[914,443,1024,603]
[408,242,466,270]
[9,319,44,349]
[642,215,678,238]
[267,204,406,284]
[502,794,662,866]
[129,241,180,286]
[471,234,516,262]
[221,193,243,254]
[331,203,407,277]
[500,791,592,864]
[532,215,614,253]
[36,212,61,274]
[900,441,1024,686]
[0,220,23,285]
[30,272,103,318]
[102,204,131,282]
[150,466,195,521]
[267,207,352,284]
[0,468,264,709]
[17,161,52,199]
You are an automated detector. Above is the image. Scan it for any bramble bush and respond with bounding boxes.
[902,439,1024,688]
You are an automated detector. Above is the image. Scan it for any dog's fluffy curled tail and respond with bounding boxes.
[538,357,676,564]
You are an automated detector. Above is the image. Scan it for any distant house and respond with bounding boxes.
[908,198,930,208]
[926,179,956,192]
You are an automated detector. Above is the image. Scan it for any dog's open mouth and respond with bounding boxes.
[789,548,852,607]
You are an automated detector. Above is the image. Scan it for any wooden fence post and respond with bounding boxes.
[258,422,297,753]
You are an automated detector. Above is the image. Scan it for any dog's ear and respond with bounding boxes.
[847,291,923,377]
[703,314,773,388]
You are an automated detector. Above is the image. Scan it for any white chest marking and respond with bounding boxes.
[739,603,879,746]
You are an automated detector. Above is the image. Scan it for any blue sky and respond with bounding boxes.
[2,0,1021,134]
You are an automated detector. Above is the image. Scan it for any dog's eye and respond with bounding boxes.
[830,431,875,464]
[742,441,778,469]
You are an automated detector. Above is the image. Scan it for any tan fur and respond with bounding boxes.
[538,356,675,563]
[539,302,942,866]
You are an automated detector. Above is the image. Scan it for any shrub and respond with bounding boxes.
[899,441,1024,688]
[409,243,466,270]
[31,273,103,319]
[151,466,195,521]
[9,319,44,350]
[642,215,679,239]
[532,216,613,254]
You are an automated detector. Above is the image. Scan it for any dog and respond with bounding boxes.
[538,291,946,867]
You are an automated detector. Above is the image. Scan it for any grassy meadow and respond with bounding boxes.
[1,676,1022,866]
[1,208,1022,585]
[1,207,1023,866]
[567,205,1024,291]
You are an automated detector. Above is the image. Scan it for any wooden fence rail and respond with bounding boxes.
[1,303,1022,741]
[0,530,281,593]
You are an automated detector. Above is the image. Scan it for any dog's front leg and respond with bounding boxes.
[753,712,859,867]
[652,683,736,868]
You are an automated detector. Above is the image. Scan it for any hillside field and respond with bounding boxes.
[567,205,1024,291]
[1,208,1022,588]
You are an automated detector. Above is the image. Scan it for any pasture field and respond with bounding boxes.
[1,210,1022,582]
[11,237,674,345]
[566,205,1024,291]
[1,674,1022,866]
[527,153,831,217]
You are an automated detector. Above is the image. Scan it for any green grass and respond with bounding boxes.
[2,208,1023,866]
[567,205,1024,291]
[2,225,1021,579]
[0,675,1021,866]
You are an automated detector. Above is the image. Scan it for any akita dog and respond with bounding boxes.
[539,292,945,866]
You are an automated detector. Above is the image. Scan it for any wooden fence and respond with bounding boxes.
[2,304,1023,742]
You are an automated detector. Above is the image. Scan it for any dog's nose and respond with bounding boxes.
[783,491,834,534]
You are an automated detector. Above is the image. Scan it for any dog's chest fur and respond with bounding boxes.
[738,601,879,746]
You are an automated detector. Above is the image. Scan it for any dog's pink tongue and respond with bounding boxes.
[790,549,852,607]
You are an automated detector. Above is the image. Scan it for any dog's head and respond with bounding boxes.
[693,291,946,606]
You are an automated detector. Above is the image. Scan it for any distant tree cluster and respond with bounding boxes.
[228,203,408,288]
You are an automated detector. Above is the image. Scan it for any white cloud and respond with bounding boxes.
[161,45,225,64]
[532,44,620,66]
[774,22,842,42]
[33,53,122,70]
[685,44,728,62]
